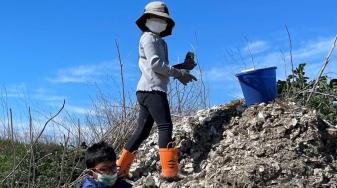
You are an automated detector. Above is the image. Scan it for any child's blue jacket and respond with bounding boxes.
[79,176,132,188]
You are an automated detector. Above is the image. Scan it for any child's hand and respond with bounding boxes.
[84,169,97,179]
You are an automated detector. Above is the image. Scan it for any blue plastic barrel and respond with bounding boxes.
[235,67,277,106]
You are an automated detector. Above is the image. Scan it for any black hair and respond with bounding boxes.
[85,141,116,169]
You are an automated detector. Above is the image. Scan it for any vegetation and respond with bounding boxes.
[0,139,85,187]
[278,63,337,125]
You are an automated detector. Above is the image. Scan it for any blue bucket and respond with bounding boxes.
[235,67,277,106]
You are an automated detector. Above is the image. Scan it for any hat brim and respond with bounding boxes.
[136,12,175,37]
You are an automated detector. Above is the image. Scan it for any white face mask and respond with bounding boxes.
[95,172,117,186]
[145,18,167,34]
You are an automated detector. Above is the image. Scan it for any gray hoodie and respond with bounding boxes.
[136,31,181,93]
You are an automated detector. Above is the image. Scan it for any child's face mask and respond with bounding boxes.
[94,171,118,186]
[145,17,167,34]
[88,161,118,186]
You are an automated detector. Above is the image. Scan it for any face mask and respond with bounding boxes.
[145,18,167,34]
[95,172,118,186]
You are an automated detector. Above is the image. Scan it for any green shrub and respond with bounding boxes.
[278,63,337,125]
[0,140,86,187]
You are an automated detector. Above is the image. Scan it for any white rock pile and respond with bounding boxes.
[127,100,337,188]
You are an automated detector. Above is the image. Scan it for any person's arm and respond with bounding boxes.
[142,34,181,78]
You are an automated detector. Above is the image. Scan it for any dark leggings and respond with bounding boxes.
[125,91,173,152]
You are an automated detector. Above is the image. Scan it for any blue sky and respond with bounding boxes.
[1,0,337,128]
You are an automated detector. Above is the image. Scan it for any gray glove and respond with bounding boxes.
[176,69,197,85]
[172,52,197,70]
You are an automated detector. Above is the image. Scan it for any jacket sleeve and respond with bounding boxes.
[80,177,97,188]
[141,34,181,78]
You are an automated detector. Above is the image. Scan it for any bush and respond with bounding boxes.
[277,63,337,125]
[0,140,85,187]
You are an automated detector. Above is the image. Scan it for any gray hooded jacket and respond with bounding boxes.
[136,31,181,93]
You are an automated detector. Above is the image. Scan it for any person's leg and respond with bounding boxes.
[144,91,178,178]
[144,91,173,148]
[117,92,154,177]
[124,102,154,152]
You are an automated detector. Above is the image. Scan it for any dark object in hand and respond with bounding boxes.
[173,52,197,70]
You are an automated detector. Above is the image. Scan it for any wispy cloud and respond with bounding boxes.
[66,104,91,115]
[205,67,236,82]
[32,87,67,102]
[293,38,332,60]
[240,36,335,72]
[243,40,269,54]
[255,36,337,79]
[204,66,243,102]
[1,84,67,102]
[32,93,91,115]
[1,83,27,98]
[47,62,119,84]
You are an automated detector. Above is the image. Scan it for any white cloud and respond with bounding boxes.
[293,38,333,60]
[226,36,336,81]
[47,61,119,84]
[243,40,269,54]
[32,88,66,102]
[1,83,27,98]
[204,62,243,83]
[66,104,91,115]
[206,68,233,82]
[0,84,67,104]
[203,65,243,103]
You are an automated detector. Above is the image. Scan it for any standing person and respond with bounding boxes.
[116,1,197,180]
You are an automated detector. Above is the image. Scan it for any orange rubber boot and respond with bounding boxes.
[116,148,135,178]
[159,146,179,178]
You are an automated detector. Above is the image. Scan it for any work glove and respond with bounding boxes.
[172,52,197,70]
[176,69,197,86]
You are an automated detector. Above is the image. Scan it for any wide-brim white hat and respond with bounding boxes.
[136,1,175,37]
